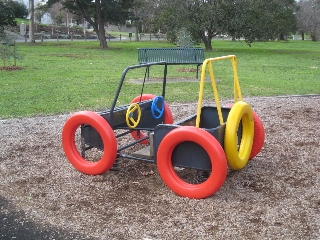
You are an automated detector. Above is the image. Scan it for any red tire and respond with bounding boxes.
[62,111,117,175]
[157,126,228,199]
[225,104,265,160]
[130,94,173,144]
[249,111,265,159]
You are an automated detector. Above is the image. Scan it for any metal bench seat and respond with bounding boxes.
[138,47,205,78]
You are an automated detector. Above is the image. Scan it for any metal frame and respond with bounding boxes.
[80,56,245,170]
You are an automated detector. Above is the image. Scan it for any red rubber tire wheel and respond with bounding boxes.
[225,104,265,160]
[157,126,228,199]
[62,111,117,175]
[130,94,173,144]
[249,111,265,159]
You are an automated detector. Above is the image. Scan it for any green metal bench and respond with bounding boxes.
[137,48,205,78]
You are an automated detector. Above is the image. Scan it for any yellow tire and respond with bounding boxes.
[224,101,254,170]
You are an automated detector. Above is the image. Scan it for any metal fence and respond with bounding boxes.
[20,32,167,42]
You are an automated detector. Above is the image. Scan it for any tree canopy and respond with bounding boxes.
[153,0,297,50]
[43,0,299,49]
[5,0,29,19]
[46,0,134,48]
[0,1,17,35]
[296,0,320,41]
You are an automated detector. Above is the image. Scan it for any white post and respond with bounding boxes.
[20,21,26,36]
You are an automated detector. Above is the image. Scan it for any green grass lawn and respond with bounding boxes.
[1,40,319,119]
[15,18,29,25]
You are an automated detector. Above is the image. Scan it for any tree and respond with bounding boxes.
[47,2,61,30]
[47,0,134,48]
[1,33,22,68]
[176,28,194,47]
[29,0,36,43]
[219,0,273,43]
[131,0,160,40]
[154,0,227,51]
[6,0,29,18]
[218,0,297,43]
[35,2,49,23]
[154,0,298,50]
[153,0,183,43]
[185,0,224,50]
[0,1,17,35]
[273,0,297,40]
[296,0,320,41]
[0,2,21,68]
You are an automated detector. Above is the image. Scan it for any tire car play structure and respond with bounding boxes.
[62,55,265,199]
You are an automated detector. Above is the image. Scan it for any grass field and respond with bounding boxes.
[15,18,29,25]
[1,40,319,119]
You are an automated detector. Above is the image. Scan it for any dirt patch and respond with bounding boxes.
[50,53,90,58]
[177,67,197,72]
[0,66,24,71]
[0,96,319,239]
[130,77,219,84]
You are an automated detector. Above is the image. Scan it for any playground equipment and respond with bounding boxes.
[62,55,265,199]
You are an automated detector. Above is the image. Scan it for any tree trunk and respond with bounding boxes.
[279,33,285,40]
[311,34,318,41]
[135,25,139,41]
[133,7,139,41]
[202,35,213,51]
[95,0,108,49]
[198,30,213,51]
[29,0,35,43]
[73,0,107,47]
[301,32,305,40]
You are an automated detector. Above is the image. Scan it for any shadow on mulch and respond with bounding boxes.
[0,197,92,240]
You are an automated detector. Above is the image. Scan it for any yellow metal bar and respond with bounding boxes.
[208,63,224,126]
[231,56,243,102]
[195,59,209,128]
[195,55,243,128]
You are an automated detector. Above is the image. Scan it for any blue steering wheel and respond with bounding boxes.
[151,96,165,119]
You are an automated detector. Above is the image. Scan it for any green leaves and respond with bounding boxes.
[154,0,298,50]
[0,1,17,33]
[176,28,194,48]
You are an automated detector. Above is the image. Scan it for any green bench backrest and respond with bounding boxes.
[138,48,204,64]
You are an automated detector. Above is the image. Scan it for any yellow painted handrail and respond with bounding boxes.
[195,55,243,128]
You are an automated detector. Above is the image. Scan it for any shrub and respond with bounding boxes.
[176,28,194,48]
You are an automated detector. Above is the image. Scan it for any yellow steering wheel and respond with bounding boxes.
[126,103,142,128]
